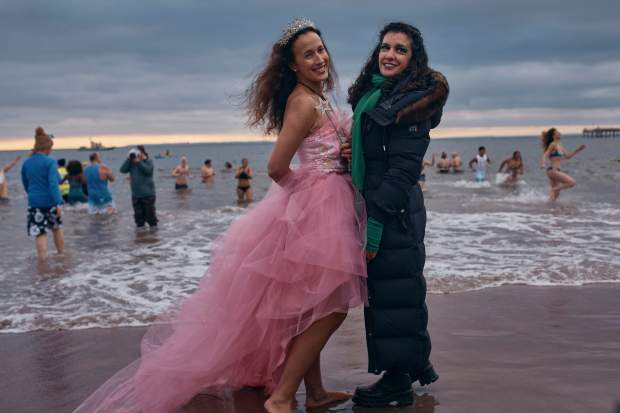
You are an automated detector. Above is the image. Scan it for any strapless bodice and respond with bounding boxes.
[297,112,351,174]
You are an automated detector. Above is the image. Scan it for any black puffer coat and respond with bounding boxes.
[360,72,448,374]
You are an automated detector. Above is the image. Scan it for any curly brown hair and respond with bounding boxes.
[245,27,337,135]
[541,128,558,150]
[347,22,433,110]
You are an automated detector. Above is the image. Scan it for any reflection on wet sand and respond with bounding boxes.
[1,285,619,413]
[184,389,437,413]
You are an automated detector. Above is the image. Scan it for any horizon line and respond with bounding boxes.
[0,124,608,151]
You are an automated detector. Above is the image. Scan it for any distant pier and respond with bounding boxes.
[582,127,620,138]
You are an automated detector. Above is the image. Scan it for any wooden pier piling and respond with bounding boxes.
[582,127,620,138]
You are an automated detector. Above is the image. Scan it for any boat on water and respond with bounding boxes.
[78,139,116,151]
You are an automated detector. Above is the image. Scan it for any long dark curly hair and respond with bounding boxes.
[245,26,337,135]
[66,160,83,177]
[541,128,558,150]
[347,22,433,110]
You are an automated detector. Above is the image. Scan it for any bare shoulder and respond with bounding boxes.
[286,89,318,115]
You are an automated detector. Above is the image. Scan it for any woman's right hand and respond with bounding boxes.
[340,143,352,161]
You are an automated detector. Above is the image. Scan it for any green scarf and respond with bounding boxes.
[351,73,386,191]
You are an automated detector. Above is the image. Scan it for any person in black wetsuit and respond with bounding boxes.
[235,158,253,203]
[344,22,449,408]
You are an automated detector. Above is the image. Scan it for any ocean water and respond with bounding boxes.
[1,135,619,333]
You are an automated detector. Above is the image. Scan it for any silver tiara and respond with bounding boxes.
[277,17,316,47]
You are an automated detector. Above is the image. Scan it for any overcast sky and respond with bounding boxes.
[1,0,619,143]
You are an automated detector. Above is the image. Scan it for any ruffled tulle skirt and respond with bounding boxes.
[74,167,367,413]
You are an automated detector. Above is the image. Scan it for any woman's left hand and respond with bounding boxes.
[366,250,377,262]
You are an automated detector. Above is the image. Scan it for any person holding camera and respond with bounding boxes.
[120,145,158,228]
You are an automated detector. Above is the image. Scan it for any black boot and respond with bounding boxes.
[352,372,414,407]
[411,363,439,386]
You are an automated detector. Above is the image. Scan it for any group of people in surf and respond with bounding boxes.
[171,157,254,203]
[417,131,587,201]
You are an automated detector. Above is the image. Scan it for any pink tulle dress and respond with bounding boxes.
[74,111,367,413]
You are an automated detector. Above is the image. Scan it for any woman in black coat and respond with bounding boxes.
[344,22,449,408]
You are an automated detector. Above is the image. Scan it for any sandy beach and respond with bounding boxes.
[1,284,619,413]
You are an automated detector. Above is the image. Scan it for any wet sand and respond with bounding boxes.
[1,284,619,413]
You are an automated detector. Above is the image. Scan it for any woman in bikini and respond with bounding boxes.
[540,128,585,201]
[235,157,253,203]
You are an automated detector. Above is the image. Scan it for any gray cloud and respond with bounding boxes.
[1,0,619,139]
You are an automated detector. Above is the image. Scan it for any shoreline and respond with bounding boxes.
[2,281,620,335]
[2,284,619,413]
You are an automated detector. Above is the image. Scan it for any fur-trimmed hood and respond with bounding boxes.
[395,70,449,126]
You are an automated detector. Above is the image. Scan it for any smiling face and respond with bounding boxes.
[378,32,413,78]
[289,31,329,86]
[553,130,561,141]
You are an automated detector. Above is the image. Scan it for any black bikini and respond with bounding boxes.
[238,169,252,192]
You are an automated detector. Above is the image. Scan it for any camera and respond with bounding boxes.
[128,148,141,160]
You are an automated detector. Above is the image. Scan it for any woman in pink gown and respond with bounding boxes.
[74,18,366,413]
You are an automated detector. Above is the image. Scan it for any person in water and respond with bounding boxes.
[235,157,253,203]
[120,146,158,228]
[469,145,492,182]
[222,161,234,172]
[419,153,435,191]
[498,151,524,184]
[540,128,585,201]
[20,127,64,259]
[436,151,451,173]
[200,159,215,182]
[74,17,365,413]
[346,21,448,408]
[171,156,191,190]
[64,160,88,205]
[451,151,463,172]
[57,158,70,203]
[84,153,116,214]
[0,155,20,200]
